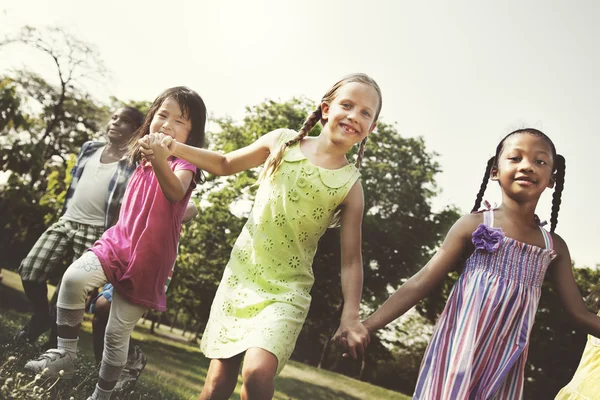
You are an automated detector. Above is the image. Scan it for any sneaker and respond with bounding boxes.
[113,345,147,394]
[24,349,75,379]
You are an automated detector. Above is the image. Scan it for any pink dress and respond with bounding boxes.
[91,157,196,311]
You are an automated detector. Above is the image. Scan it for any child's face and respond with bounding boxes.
[150,98,192,144]
[321,82,379,147]
[106,108,139,145]
[492,133,555,201]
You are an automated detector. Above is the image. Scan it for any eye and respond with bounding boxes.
[508,156,521,162]
[341,103,351,109]
[176,120,185,125]
[362,110,371,117]
[535,159,547,165]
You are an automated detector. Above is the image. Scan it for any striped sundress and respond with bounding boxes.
[414,209,556,399]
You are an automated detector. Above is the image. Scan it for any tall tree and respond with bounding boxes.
[0,26,110,267]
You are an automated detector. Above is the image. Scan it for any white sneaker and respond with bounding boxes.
[24,349,75,379]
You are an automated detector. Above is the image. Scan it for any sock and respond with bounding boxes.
[91,383,113,400]
[57,337,78,359]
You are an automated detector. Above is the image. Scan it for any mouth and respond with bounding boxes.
[108,128,121,135]
[339,122,359,135]
[514,176,537,185]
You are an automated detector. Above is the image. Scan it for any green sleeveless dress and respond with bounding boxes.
[200,129,361,374]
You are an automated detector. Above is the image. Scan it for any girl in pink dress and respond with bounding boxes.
[25,86,207,400]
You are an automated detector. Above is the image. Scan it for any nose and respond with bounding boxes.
[347,109,358,122]
[518,158,534,172]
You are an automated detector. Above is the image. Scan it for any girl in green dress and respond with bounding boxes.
[140,73,382,400]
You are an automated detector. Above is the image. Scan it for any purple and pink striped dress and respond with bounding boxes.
[414,210,556,399]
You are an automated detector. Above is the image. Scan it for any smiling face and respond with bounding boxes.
[321,82,379,147]
[492,133,555,201]
[149,97,192,144]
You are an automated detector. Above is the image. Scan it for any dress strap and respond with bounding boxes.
[539,226,553,250]
[483,210,495,227]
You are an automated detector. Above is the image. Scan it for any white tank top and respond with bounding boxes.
[63,147,118,226]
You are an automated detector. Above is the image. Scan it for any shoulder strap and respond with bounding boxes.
[539,227,553,250]
[483,210,494,227]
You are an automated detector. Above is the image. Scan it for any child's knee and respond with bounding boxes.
[58,270,89,305]
[204,372,238,397]
[241,363,275,388]
[92,297,110,327]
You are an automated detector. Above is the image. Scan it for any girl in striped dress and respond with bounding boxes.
[352,129,600,399]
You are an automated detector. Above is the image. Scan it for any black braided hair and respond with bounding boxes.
[550,154,566,233]
[471,157,495,212]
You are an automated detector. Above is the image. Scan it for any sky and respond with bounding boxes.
[1,0,599,268]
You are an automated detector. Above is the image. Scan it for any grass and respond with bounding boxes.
[1,269,410,399]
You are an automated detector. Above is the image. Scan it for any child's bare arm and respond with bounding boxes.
[333,181,369,360]
[551,233,600,337]
[361,213,479,333]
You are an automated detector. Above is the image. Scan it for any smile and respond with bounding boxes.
[340,123,359,135]
[514,177,537,185]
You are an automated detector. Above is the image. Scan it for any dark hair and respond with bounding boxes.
[257,73,382,183]
[470,128,566,233]
[128,86,207,183]
[122,106,145,128]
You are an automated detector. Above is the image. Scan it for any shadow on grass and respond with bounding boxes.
[131,332,209,395]
[276,375,364,400]
[0,283,31,313]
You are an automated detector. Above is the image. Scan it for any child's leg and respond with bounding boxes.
[95,290,145,395]
[56,252,107,339]
[91,294,111,363]
[198,355,244,400]
[24,251,107,377]
[240,348,278,400]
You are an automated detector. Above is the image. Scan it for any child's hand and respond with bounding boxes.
[139,136,154,160]
[332,320,370,360]
[139,133,175,161]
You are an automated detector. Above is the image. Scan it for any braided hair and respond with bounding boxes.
[257,73,382,183]
[470,128,566,233]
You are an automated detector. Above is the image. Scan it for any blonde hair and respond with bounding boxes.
[258,73,382,183]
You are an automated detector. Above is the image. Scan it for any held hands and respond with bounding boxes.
[332,319,371,360]
[139,132,176,161]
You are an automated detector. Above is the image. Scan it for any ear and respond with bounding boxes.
[321,101,330,122]
[548,174,555,189]
[490,167,499,181]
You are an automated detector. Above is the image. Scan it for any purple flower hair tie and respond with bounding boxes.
[472,224,505,253]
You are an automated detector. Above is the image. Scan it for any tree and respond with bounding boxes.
[524,266,600,398]
[0,26,110,267]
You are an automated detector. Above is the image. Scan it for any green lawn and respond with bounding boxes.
[0,269,409,399]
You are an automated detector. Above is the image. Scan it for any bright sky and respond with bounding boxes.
[2,0,599,268]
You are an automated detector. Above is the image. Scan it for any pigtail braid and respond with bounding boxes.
[354,137,368,169]
[257,106,322,183]
[471,157,495,213]
[550,154,566,233]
